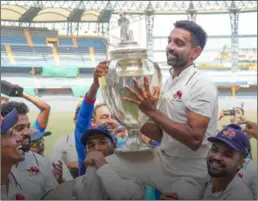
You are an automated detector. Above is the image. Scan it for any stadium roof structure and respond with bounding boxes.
[1,1,257,29]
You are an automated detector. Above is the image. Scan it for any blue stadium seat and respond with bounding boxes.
[59,37,73,47]
[1,27,107,68]
[1,36,27,45]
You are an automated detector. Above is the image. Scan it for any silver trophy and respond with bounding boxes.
[99,13,162,152]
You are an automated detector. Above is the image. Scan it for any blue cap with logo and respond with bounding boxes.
[1,109,19,134]
[208,124,251,158]
[81,125,114,146]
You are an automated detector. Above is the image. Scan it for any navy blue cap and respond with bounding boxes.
[81,125,114,146]
[1,109,19,134]
[30,129,52,142]
[208,124,251,158]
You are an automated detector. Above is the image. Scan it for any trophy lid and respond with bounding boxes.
[110,41,147,60]
[110,13,148,60]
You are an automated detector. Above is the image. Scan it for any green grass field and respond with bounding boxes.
[28,112,76,157]
[29,110,257,160]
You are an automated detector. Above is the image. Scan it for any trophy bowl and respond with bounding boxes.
[99,41,162,153]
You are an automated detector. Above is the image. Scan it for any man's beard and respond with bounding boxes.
[207,158,229,178]
[21,137,31,152]
[166,49,189,68]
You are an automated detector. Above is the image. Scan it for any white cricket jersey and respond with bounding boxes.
[11,151,59,200]
[157,64,219,178]
[202,175,254,200]
[1,173,27,200]
[238,159,257,199]
[51,133,77,164]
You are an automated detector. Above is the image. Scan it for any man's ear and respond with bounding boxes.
[91,118,96,127]
[237,157,245,170]
[192,46,202,60]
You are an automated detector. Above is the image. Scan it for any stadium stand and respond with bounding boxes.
[1,26,108,68]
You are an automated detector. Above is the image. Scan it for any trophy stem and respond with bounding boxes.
[115,129,152,153]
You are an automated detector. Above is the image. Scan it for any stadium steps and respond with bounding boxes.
[52,47,60,65]
[89,47,96,65]
[5,45,16,64]
[24,29,33,47]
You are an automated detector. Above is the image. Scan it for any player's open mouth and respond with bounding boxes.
[20,143,31,152]
[167,53,177,60]
[210,160,224,169]
[17,145,25,155]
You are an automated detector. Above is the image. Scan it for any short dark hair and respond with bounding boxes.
[1,101,29,117]
[174,20,207,50]
[92,103,107,120]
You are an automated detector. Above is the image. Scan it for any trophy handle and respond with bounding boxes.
[98,60,121,118]
[146,58,163,97]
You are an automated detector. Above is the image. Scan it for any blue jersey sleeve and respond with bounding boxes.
[32,120,46,133]
[74,96,95,175]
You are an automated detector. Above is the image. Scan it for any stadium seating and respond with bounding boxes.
[0,26,108,68]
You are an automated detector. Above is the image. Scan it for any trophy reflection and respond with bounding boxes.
[99,13,162,152]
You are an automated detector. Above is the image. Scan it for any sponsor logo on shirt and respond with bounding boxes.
[238,172,243,178]
[27,166,40,176]
[172,90,183,100]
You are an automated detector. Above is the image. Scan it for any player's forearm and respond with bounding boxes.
[23,93,51,128]
[147,110,202,150]
[86,82,99,102]
[140,122,163,143]
[23,93,51,111]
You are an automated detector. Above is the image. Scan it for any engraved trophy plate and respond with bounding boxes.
[99,13,162,153]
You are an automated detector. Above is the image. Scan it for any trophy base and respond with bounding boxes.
[115,144,152,153]
[114,130,153,153]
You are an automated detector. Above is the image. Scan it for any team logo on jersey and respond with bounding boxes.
[172,90,183,100]
[223,129,236,137]
[27,166,40,176]
[16,194,25,200]
[237,172,243,178]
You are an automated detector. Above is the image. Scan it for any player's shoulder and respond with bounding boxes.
[194,69,217,86]
[189,71,218,95]
[232,174,252,190]
[229,184,253,200]
[244,159,257,170]
[239,159,257,178]
[28,151,52,164]
[227,175,253,199]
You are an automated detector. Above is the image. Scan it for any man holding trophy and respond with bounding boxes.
[42,19,219,200]
[76,19,219,200]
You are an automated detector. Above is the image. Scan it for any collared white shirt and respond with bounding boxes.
[156,64,219,178]
[11,151,58,200]
[1,173,27,200]
[51,133,77,164]
[202,175,253,200]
